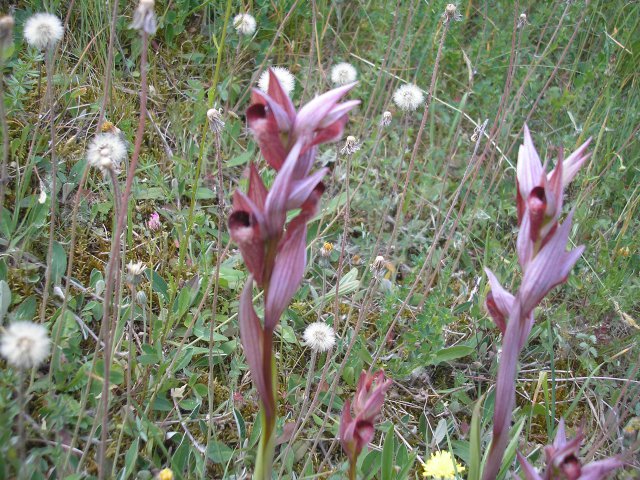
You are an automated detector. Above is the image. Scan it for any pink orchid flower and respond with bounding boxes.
[516,125,591,249]
[340,370,392,467]
[517,419,622,480]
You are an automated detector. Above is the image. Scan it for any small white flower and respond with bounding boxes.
[379,111,392,127]
[340,135,360,156]
[86,133,127,173]
[303,322,336,352]
[23,13,64,50]
[393,84,424,112]
[132,0,157,35]
[233,13,256,36]
[0,321,51,369]
[38,187,47,204]
[207,108,225,133]
[258,66,295,96]
[330,62,357,86]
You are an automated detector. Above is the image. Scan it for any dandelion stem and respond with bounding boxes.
[0,52,9,214]
[38,47,58,325]
[97,31,149,480]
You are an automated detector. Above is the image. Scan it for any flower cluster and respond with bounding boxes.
[231,68,358,476]
[482,126,592,479]
[340,370,391,467]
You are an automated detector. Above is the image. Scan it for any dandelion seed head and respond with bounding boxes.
[380,111,392,127]
[330,62,357,86]
[393,84,424,111]
[87,133,127,173]
[422,451,465,479]
[132,0,157,35]
[340,135,360,155]
[442,3,462,23]
[0,15,14,49]
[303,322,336,352]
[233,13,256,36]
[207,107,225,133]
[258,66,295,96]
[24,13,63,50]
[517,13,529,29]
[0,321,50,369]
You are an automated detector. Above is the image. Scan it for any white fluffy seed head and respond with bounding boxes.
[303,322,336,352]
[0,321,50,369]
[393,84,424,112]
[330,62,357,86]
[24,13,63,50]
[380,111,392,127]
[132,0,157,34]
[86,133,127,173]
[233,13,256,36]
[258,67,295,96]
[340,135,360,155]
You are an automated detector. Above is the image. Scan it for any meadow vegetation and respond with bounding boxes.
[0,0,638,479]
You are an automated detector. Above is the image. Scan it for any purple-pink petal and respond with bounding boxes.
[517,452,543,480]
[238,277,274,418]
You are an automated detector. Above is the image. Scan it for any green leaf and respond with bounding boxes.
[206,440,234,464]
[430,345,474,365]
[381,428,395,480]
[123,438,139,480]
[467,394,485,480]
[226,149,254,167]
[51,241,67,284]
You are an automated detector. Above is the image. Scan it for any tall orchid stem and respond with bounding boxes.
[482,301,524,480]
[96,31,149,480]
[348,459,357,480]
[254,348,276,480]
[38,47,58,325]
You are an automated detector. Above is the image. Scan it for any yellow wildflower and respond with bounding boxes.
[158,468,174,480]
[422,451,465,479]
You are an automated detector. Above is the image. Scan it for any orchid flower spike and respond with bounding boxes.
[340,370,392,465]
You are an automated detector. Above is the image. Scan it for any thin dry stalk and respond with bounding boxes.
[388,18,450,247]
[38,48,59,325]
[96,31,150,480]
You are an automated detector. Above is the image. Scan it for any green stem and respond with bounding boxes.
[348,459,357,480]
[177,0,232,277]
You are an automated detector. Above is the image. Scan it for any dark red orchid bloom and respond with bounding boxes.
[340,370,392,465]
